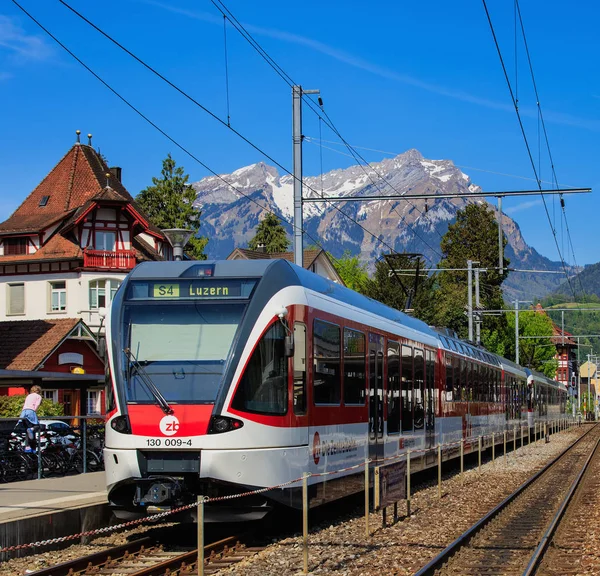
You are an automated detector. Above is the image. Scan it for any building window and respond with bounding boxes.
[95,231,116,251]
[87,390,102,415]
[42,389,58,403]
[7,283,25,315]
[89,279,121,309]
[49,281,67,312]
[3,237,28,255]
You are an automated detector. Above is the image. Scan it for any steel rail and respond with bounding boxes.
[522,434,600,575]
[26,537,154,576]
[127,536,242,576]
[26,535,241,576]
[413,423,598,576]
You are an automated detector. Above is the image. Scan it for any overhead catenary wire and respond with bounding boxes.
[514,0,587,301]
[223,14,231,127]
[304,136,582,189]
[208,0,444,263]
[52,0,413,265]
[9,0,336,264]
[481,0,579,303]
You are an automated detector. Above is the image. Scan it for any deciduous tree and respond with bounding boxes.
[507,310,559,378]
[137,154,208,260]
[332,250,369,292]
[363,254,436,320]
[431,203,510,352]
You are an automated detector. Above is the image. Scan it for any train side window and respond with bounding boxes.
[387,341,400,434]
[232,321,288,415]
[105,363,116,413]
[343,328,366,405]
[483,366,489,402]
[401,345,413,431]
[468,362,474,401]
[293,323,307,415]
[445,355,453,399]
[453,355,460,401]
[313,319,341,405]
[426,350,436,422]
[461,359,467,402]
[414,349,425,430]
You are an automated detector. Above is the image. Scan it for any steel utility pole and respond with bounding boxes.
[292,85,320,267]
[475,267,481,345]
[497,197,503,276]
[514,299,532,365]
[467,260,473,342]
[577,337,581,414]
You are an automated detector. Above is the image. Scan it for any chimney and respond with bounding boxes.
[110,166,122,182]
[256,243,266,253]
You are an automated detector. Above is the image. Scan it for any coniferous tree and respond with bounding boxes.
[137,154,208,260]
[248,213,290,253]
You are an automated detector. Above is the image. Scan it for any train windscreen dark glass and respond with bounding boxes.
[122,303,245,403]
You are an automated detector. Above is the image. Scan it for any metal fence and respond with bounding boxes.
[0,416,105,481]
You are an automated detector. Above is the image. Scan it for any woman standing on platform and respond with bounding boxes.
[20,385,42,451]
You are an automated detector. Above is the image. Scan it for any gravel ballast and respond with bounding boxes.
[0,425,588,576]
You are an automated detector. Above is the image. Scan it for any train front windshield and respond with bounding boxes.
[120,278,252,403]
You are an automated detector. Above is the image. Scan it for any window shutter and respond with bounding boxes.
[8,284,25,314]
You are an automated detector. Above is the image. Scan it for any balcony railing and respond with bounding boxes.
[83,249,136,270]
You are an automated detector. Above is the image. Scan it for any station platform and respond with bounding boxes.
[0,472,110,559]
[0,472,107,524]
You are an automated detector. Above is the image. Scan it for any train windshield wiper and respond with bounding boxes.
[123,348,173,415]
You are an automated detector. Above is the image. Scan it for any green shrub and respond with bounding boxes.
[0,395,64,418]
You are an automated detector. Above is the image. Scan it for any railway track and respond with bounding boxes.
[414,423,600,576]
[27,534,264,576]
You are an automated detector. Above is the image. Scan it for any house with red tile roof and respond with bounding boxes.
[0,319,105,415]
[533,303,578,389]
[0,133,168,413]
[226,247,344,284]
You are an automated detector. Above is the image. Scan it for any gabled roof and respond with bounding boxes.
[0,144,128,234]
[0,140,166,266]
[0,233,81,264]
[533,303,578,347]
[0,318,88,371]
[227,247,344,285]
[133,235,164,262]
[228,248,322,269]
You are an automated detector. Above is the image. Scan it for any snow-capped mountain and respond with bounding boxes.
[193,149,571,300]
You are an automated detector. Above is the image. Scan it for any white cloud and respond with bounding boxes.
[0,14,53,63]
[141,1,600,132]
[504,199,544,214]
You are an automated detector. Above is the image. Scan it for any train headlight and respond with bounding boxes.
[110,415,131,434]
[208,416,244,434]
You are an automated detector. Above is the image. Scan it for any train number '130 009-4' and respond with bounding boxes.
[146,438,193,447]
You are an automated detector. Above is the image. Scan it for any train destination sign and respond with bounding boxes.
[128,279,256,300]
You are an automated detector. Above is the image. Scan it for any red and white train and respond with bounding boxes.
[103,260,567,521]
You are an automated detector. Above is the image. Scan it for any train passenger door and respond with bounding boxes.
[368,333,384,461]
[425,350,436,449]
[292,322,308,444]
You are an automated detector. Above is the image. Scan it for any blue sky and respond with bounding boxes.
[1,0,598,265]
